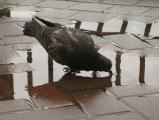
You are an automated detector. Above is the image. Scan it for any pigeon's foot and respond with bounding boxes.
[63,67,70,73]
[92,71,100,77]
[108,70,113,76]
[92,70,113,78]
[63,67,80,75]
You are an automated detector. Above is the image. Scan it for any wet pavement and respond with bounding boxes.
[0,0,159,120]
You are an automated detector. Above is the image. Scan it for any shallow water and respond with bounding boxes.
[0,6,159,107]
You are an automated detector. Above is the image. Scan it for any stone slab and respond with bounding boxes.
[70,12,118,23]
[68,0,101,3]
[0,36,37,46]
[69,3,113,12]
[95,112,145,120]
[71,89,129,116]
[29,83,74,109]
[127,47,159,57]
[37,8,79,19]
[122,96,159,120]
[0,106,87,120]
[55,73,112,91]
[102,0,141,5]
[143,8,159,17]
[0,16,31,23]
[0,23,23,37]
[0,63,34,74]
[107,5,150,15]
[0,47,20,64]
[118,15,158,24]
[1,0,43,5]
[0,36,37,50]
[107,84,159,99]
[36,0,78,9]
[137,0,159,7]
[0,99,33,114]
[91,35,111,46]
[103,34,151,50]
[147,40,159,47]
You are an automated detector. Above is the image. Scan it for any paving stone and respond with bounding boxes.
[118,15,158,24]
[91,35,111,46]
[37,8,79,19]
[69,0,101,3]
[0,99,33,114]
[0,23,23,37]
[55,73,112,91]
[29,83,74,109]
[103,34,151,50]
[0,36,37,51]
[1,0,43,5]
[95,112,145,120]
[101,0,141,5]
[107,5,150,15]
[36,0,78,9]
[107,84,159,99]
[0,36,37,46]
[0,63,34,74]
[135,35,154,40]
[0,16,31,23]
[146,40,159,47]
[71,89,129,116]
[0,106,87,120]
[137,0,159,7]
[70,12,118,23]
[103,19,123,32]
[0,47,20,64]
[122,96,159,120]
[69,3,113,12]
[127,47,159,57]
[142,8,159,17]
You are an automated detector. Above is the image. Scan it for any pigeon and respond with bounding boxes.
[23,17,112,74]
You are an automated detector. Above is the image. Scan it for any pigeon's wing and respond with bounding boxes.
[47,28,96,65]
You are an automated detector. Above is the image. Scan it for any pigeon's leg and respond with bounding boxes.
[108,70,113,76]
[63,67,80,74]
[63,67,71,73]
[92,71,100,77]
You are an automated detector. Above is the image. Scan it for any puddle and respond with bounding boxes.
[0,4,159,110]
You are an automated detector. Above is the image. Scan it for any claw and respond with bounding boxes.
[92,71,100,77]
[63,67,70,73]
[63,67,80,75]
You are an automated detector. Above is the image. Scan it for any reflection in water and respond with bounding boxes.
[0,74,14,100]
[48,55,53,84]
[27,50,33,90]
[144,23,152,37]
[0,6,158,104]
[27,50,32,63]
[139,56,145,84]
[120,20,128,34]
[115,51,121,86]
[55,73,112,91]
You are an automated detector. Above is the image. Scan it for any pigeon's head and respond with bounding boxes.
[23,21,35,37]
[96,54,112,72]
